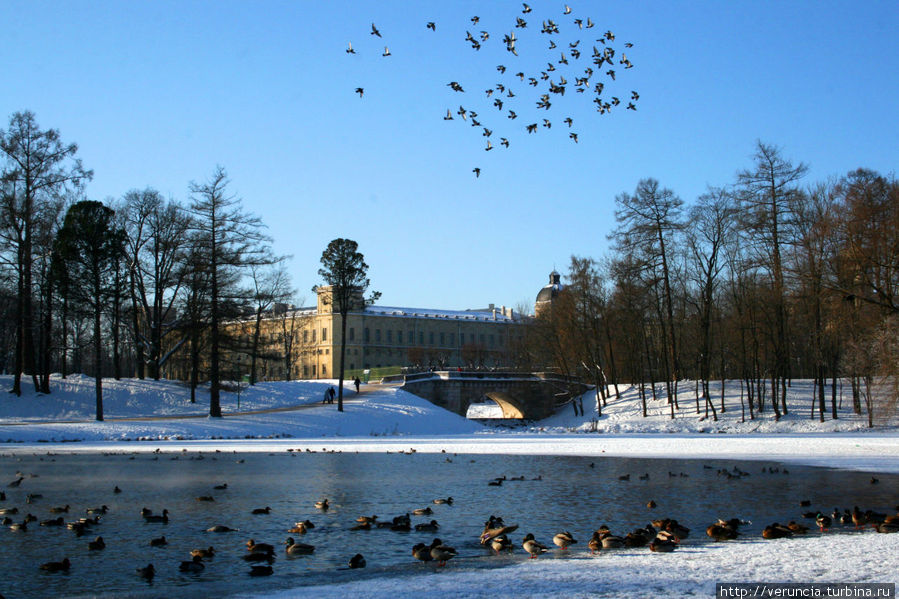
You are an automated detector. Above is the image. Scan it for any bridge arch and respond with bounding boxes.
[483,392,526,419]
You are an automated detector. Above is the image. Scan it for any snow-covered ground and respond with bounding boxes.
[1,374,897,596]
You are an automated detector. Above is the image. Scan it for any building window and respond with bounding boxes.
[460,333,465,345]
[489,334,495,346]
[303,330,309,343]
[387,330,393,343]
[312,365,317,377]
[419,331,424,345]
[364,328,370,342]
[375,329,381,342]
[322,327,327,341]
[429,332,434,345]
[439,332,445,345]
[408,330,414,344]
[397,330,402,344]
[449,333,455,346]
[312,330,316,342]
[322,365,327,375]
[349,327,355,341]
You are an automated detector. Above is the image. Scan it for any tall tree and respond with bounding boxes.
[612,178,685,412]
[120,189,190,380]
[685,187,736,420]
[0,111,91,395]
[315,238,379,412]
[247,261,293,385]
[186,167,270,417]
[53,201,125,421]
[736,142,807,418]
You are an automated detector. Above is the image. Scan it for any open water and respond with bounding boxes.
[0,449,895,598]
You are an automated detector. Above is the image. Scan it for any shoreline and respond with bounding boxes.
[3,432,898,474]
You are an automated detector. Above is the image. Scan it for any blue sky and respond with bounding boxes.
[3,1,897,312]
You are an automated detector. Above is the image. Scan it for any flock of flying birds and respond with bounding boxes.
[346,4,639,177]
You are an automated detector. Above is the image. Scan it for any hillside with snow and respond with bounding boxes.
[0,374,894,445]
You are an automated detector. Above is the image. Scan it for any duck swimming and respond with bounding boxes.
[284,537,315,555]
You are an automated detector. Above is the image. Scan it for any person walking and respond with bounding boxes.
[328,386,336,404]
[353,377,361,393]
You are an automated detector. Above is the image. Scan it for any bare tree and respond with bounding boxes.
[0,111,92,395]
[120,189,191,380]
[684,187,736,420]
[736,141,808,418]
[186,167,271,417]
[612,178,685,412]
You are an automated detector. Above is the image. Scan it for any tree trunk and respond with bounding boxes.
[93,293,104,421]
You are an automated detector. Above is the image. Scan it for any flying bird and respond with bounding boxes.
[564,5,571,14]
[485,140,493,151]
[564,117,573,127]
[371,23,381,37]
[382,46,391,57]
[355,88,364,97]
[627,102,637,110]
[497,65,506,73]
[346,42,355,54]
[543,119,551,128]
[508,110,517,119]
[569,132,578,142]
[631,91,639,100]
[427,22,436,31]
[522,3,532,13]
[500,138,509,147]
[471,16,480,24]
[443,109,453,120]
[516,17,527,28]
[526,123,537,133]
[473,167,480,177]
[447,81,464,92]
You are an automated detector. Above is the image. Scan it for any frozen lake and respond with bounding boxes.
[1,450,895,598]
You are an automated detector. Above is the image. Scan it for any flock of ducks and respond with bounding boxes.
[345,3,639,177]
[4,459,898,597]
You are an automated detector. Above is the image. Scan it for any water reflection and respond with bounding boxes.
[0,451,894,598]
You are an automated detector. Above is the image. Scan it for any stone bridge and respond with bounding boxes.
[387,371,590,420]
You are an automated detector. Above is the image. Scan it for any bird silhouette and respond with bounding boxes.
[355,88,364,98]
[508,110,517,119]
[569,132,578,142]
[382,46,391,57]
[564,5,571,14]
[447,82,464,92]
[522,3,532,13]
[427,22,436,31]
[497,65,506,73]
[371,23,381,37]
[471,16,479,24]
[500,137,509,147]
[526,123,537,133]
[516,17,527,28]
[485,140,493,151]
[564,117,573,127]
[345,42,355,54]
[473,167,481,177]
[444,109,454,120]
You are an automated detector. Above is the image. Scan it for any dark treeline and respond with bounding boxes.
[3,112,897,427]
[0,111,294,419]
[519,141,898,427]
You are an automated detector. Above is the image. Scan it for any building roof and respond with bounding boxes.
[536,270,563,303]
